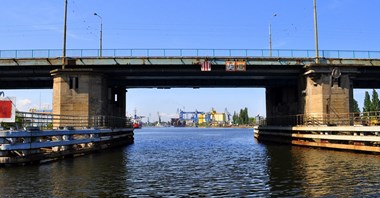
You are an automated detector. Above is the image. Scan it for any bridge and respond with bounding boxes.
[2,48,380,154]
[2,48,380,120]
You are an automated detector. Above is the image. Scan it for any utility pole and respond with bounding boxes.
[62,0,68,69]
[269,13,277,57]
[94,13,103,57]
[313,0,320,64]
[269,24,272,57]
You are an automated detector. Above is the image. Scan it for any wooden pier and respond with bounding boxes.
[255,112,380,153]
[0,112,134,165]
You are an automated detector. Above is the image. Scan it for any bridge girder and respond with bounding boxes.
[0,57,380,89]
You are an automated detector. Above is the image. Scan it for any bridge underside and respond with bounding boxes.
[0,63,301,89]
[1,57,380,89]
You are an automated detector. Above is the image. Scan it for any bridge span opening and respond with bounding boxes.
[125,88,266,125]
[2,87,377,128]
[1,88,267,127]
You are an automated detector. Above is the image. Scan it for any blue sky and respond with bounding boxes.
[1,0,380,121]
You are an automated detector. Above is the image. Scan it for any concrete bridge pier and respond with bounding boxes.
[265,66,354,126]
[51,69,126,128]
[255,67,380,154]
[302,67,353,125]
[265,86,300,125]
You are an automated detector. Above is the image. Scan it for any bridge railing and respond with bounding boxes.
[0,111,133,130]
[1,49,380,59]
[261,111,380,127]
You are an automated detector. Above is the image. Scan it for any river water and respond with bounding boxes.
[1,128,380,197]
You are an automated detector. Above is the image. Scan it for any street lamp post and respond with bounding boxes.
[269,13,277,57]
[269,23,272,57]
[62,0,68,69]
[94,13,103,57]
[313,0,320,64]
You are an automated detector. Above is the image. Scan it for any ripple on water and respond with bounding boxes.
[1,128,380,197]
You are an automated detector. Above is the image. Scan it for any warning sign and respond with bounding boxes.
[225,61,236,71]
[0,97,16,122]
[201,60,211,71]
[225,61,247,72]
[235,61,246,71]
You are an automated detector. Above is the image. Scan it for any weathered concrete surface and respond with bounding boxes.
[51,69,127,128]
[52,69,107,117]
[302,74,352,116]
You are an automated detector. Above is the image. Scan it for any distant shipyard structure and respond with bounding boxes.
[171,108,232,127]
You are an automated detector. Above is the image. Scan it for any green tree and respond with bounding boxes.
[233,108,251,125]
[363,91,371,112]
[243,107,249,124]
[239,109,244,125]
[232,111,238,125]
[353,98,360,113]
[371,89,380,112]
[249,117,256,125]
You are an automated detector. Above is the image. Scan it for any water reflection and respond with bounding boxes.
[265,144,380,197]
[294,147,380,197]
[0,149,128,197]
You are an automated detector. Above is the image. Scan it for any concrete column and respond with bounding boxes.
[108,87,126,118]
[266,86,299,125]
[51,69,108,128]
[107,86,126,127]
[303,72,352,125]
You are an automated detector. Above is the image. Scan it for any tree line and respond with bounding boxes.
[232,108,253,125]
[353,89,380,113]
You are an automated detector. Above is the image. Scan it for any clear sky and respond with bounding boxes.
[1,0,380,121]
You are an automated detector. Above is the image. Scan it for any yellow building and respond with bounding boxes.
[213,113,225,123]
[198,114,206,124]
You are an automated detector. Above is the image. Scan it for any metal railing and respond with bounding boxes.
[261,111,380,127]
[0,111,133,130]
[1,49,380,59]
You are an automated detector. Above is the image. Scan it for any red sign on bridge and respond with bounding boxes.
[0,97,16,122]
